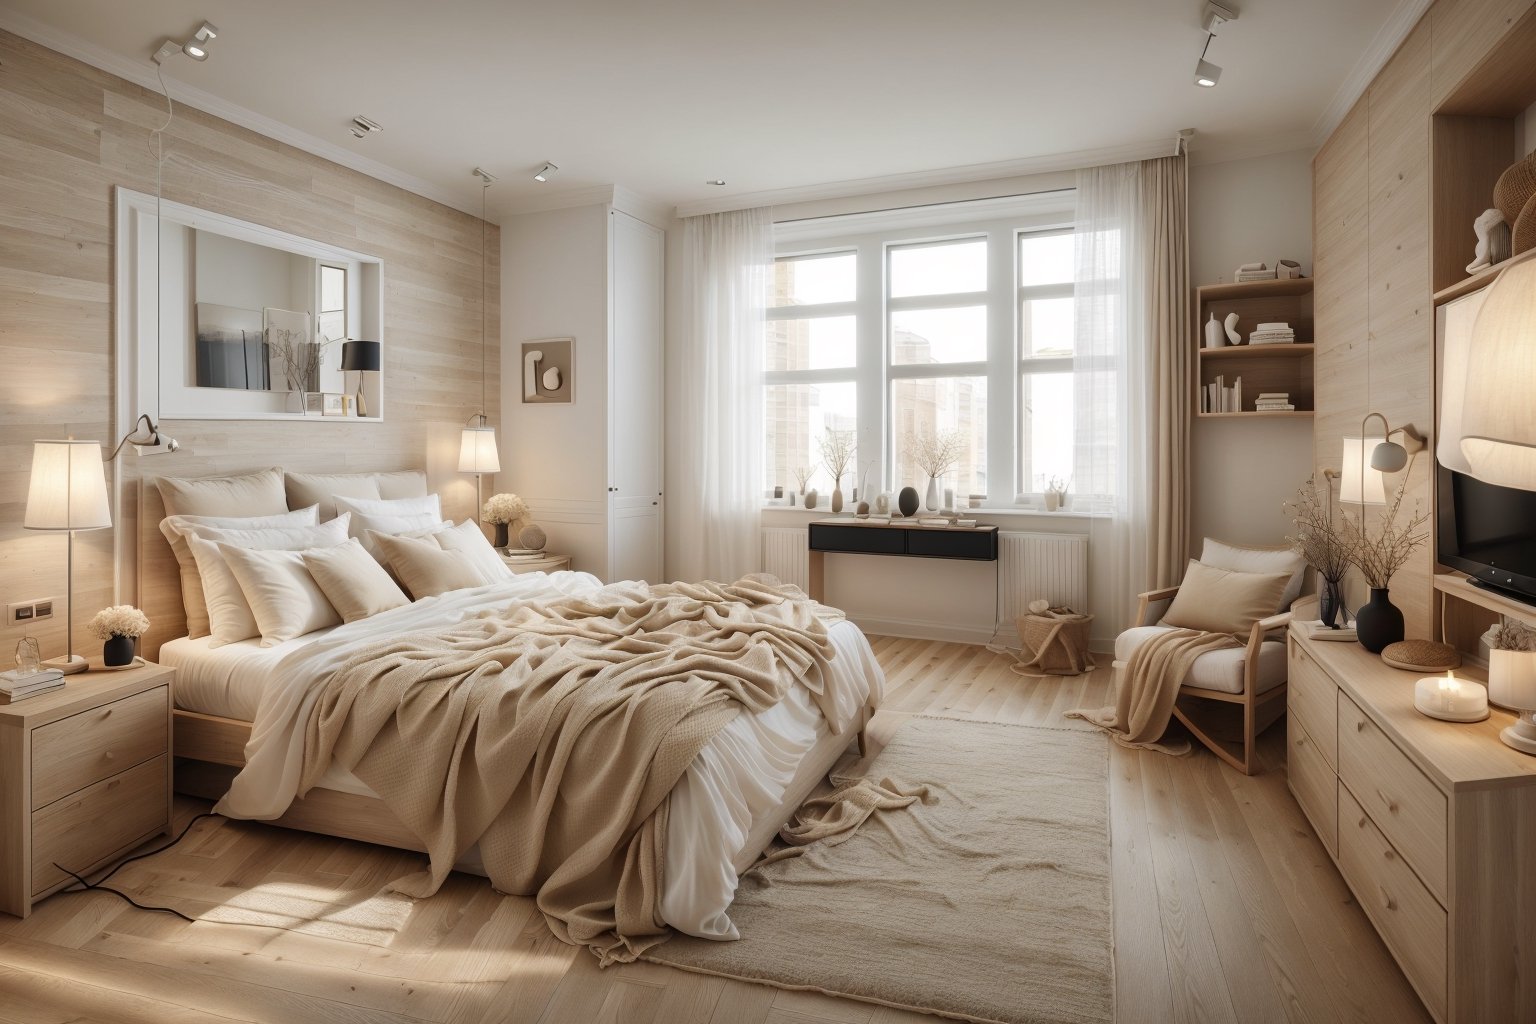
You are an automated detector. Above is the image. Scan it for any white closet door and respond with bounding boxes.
[607,211,664,582]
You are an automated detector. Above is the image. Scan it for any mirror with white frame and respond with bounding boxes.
[115,187,384,421]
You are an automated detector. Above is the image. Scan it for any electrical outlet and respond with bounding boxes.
[6,599,56,625]
[33,600,54,621]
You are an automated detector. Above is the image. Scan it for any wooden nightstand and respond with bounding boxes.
[501,552,571,575]
[0,661,174,918]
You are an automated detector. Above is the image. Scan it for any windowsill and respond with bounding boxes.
[760,503,1102,520]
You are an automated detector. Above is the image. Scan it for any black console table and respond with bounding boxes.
[806,517,999,601]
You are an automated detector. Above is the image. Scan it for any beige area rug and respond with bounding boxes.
[645,716,1112,1024]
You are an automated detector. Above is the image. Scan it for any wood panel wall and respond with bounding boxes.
[0,31,499,662]
[1311,0,1533,638]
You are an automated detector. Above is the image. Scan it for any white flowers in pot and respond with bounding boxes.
[482,493,530,551]
[88,605,150,668]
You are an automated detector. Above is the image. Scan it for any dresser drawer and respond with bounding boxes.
[1338,786,1447,1019]
[1338,693,1447,903]
[31,685,168,808]
[1287,715,1337,856]
[31,755,167,896]
[1287,638,1338,768]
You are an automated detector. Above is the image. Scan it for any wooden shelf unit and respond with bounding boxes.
[1194,278,1314,415]
[1196,410,1314,420]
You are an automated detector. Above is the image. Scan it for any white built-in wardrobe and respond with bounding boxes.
[501,199,664,582]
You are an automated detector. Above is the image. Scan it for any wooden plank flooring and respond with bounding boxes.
[0,637,1430,1024]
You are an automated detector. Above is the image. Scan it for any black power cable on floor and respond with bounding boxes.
[53,811,223,922]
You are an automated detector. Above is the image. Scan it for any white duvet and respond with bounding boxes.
[203,571,883,939]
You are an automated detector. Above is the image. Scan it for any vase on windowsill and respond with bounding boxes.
[925,475,940,512]
[1355,587,1404,653]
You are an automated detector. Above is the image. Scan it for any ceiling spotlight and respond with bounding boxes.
[350,115,383,139]
[707,179,726,186]
[534,162,558,183]
[1194,58,1221,87]
[183,40,208,60]
[153,21,221,64]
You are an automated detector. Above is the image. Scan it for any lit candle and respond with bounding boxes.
[1414,669,1488,722]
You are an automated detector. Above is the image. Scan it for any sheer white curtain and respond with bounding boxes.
[671,208,773,583]
[1073,157,1189,633]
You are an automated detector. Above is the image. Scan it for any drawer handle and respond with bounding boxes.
[1379,886,1397,912]
[1377,789,1398,814]
[1355,720,1366,732]
[102,751,115,763]
[1357,815,1367,829]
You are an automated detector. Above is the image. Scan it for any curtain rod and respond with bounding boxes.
[771,187,1077,226]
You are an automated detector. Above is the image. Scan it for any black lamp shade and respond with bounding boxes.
[341,340,381,372]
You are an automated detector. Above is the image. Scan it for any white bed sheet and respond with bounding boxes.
[174,572,882,939]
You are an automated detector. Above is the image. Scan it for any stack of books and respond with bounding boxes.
[1234,261,1277,283]
[1255,392,1296,411]
[0,668,65,704]
[1202,374,1243,413]
[1248,321,1296,345]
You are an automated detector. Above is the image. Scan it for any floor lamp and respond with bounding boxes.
[23,440,111,674]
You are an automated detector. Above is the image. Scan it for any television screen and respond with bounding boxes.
[1437,465,1536,604]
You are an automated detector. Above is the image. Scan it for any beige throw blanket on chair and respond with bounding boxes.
[298,576,844,964]
[1065,628,1239,754]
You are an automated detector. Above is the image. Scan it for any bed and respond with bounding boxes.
[133,471,884,943]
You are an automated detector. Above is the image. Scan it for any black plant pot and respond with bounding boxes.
[103,634,136,668]
[1319,577,1345,628]
[1355,587,1404,653]
[493,522,509,549]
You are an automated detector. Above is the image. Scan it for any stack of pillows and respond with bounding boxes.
[157,468,516,648]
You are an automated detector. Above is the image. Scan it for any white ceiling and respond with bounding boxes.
[1,0,1416,220]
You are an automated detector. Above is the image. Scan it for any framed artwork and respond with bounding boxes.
[522,338,573,404]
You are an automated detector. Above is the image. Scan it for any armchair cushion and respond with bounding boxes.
[1115,626,1287,694]
[1159,559,1291,636]
[1201,538,1307,613]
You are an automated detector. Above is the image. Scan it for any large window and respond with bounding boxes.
[763,197,1090,508]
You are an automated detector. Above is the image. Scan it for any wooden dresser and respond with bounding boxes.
[1287,627,1536,1023]
[0,663,174,918]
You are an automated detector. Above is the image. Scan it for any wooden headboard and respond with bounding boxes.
[136,480,182,660]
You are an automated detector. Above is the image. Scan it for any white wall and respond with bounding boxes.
[500,202,612,574]
[1189,148,1316,552]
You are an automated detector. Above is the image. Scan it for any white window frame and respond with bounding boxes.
[768,191,1077,509]
[1016,227,1076,502]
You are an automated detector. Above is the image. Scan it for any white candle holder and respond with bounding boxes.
[1413,671,1489,723]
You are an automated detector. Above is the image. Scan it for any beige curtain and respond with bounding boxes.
[1140,155,1191,587]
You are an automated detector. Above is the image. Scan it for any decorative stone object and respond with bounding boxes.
[804,488,818,510]
[518,524,547,552]
[897,486,919,518]
[1467,207,1512,274]
[1223,312,1241,345]
[855,500,870,516]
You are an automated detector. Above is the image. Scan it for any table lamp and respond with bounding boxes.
[1489,653,1536,755]
[458,414,500,522]
[24,439,111,674]
[340,340,381,417]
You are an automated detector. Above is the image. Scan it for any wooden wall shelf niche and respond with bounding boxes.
[1194,278,1315,415]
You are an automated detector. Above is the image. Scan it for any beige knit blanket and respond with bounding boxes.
[1065,627,1239,754]
[298,576,843,964]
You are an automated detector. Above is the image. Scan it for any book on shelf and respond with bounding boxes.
[1255,403,1296,411]
[1236,270,1278,282]
[1302,620,1357,641]
[1256,392,1290,399]
[1204,375,1243,412]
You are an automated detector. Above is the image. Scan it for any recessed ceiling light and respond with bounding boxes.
[350,115,383,139]
[534,163,559,183]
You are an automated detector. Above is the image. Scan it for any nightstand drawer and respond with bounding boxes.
[1288,715,1337,857]
[31,685,168,808]
[1287,637,1338,768]
[31,754,167,896]
[1338,692,1447,903]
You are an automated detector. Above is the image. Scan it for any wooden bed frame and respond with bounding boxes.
[136,469,875,873]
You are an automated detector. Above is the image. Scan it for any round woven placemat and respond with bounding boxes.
[1380,639,1461,672]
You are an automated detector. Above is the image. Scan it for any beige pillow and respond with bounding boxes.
[157,467,287,518]
[302,539,409,623]
[1161,560,1292,636]
[283,473,381,521]
[159,506,319,638]
[432,520,513,585]
[371,531,485,600]
[218,544,342,646]
[349,509,449,555]
[186,516,351,645]
[1200,538,1307,613]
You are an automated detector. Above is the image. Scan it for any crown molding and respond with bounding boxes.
[0,10,483,219]
[1311,0,1433,145]
[673,137,1175,219]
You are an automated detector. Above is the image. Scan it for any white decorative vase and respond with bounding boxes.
[1204,311,1226,349]
[1044,491,1062,512]
[831,485,844,514]
[925,476,940,512]
[1488,649,1536,710]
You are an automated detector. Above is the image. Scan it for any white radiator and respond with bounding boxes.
[761,527,809,591]
[998,532,1090,625]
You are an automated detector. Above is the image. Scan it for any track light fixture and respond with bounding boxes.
[1194,58,1221,87]
[350,115,383,139]
[1192,2,1235,88]
[533,162,558,183]
[154,21,219,64]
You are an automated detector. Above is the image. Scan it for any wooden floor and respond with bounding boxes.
[0,636,1431,1024]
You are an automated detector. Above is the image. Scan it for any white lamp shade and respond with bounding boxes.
[1489,650,1536,712]
[1339,436,1387,505]
[24,440,111,531]
[458,426,501,474]
[1461,257,1536,490]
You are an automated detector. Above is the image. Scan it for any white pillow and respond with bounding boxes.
[334,493,442,519]
[1200,538,1307,614]
[302,539,409,623]
[432,520,513,585]
[349,511,450,554]
[186,516,351,645]
[159,506,320,638]
[218,544,341,646]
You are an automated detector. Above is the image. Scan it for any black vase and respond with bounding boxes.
[493,522,509,549]
[103,634,135,668]
[1355,587,1404,653]
[1319,577,1345,628]
[897,486,920,517]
